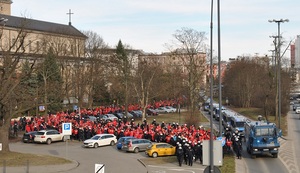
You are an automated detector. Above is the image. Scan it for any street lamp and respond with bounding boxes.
[268,19,289,129]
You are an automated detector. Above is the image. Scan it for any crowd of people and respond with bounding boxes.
[10,98,241,166]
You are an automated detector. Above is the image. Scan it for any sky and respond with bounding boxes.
[11,0,300,61]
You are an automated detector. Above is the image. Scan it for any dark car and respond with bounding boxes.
[22,131,38,143]
[146,109,158,116]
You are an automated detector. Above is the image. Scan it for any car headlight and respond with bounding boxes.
[254,149,258,151]
[274,148,277,151]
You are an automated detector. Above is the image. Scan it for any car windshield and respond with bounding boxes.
[91,136,100,140]
[236,122,245,127]
[255,127,275,136]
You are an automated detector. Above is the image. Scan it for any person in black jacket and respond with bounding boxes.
[176,145,184,166]
[187,146,195,166]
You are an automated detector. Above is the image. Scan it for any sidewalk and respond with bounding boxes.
[277,111,300,173]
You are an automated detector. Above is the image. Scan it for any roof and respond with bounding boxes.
[247,120,276,127]
[0,14,87,38]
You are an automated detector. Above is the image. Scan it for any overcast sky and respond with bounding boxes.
[11,0,299,61]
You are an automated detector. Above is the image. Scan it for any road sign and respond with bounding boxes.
[95,164,105,173]
[62,123,72,135]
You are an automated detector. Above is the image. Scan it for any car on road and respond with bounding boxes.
[22,131,38,143]
[83,134,117,148]
[296,107,300,114]
[34,129,65,145]
[116,136,136,150]
[145,142,176,158]
[293,103,300,111]
[121,139,152,153]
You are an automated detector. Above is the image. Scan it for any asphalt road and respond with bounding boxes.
[202,108,290,173]
[7,140,207,173]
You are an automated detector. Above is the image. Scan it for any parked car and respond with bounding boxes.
[34,129,65,144]
[164,106,176,113]
[155,107,169,114]
[101,114,118,122]
[145,142,176,158]
[22,131,38,143]
[131,110,142,117]
[83,134,117,148]
[116,136,136,150]
[146,109,158,116]
[114,112,124,119]
[123,112,134,119]
[121,139,152,153]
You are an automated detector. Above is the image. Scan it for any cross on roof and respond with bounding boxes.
[66,9,74,25]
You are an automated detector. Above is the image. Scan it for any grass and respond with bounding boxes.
[220,152,235,173]
[135,110,209,126]
[0,151,71,167]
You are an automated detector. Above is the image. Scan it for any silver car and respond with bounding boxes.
[121,139,152,153]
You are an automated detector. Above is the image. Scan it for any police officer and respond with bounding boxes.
[236,138,242,159]
[183,142,189,165]
[187,146,195,166]
[176,144,184,166]
[195,141,203,164]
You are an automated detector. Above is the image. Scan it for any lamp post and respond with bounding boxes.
[268,19,289,129]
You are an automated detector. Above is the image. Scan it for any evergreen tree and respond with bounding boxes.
[37,48,63,114]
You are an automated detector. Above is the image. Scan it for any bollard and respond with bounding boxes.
[26,160,29,173]
[3,160,6,173]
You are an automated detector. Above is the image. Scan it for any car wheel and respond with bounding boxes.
[110,140,115,146]
[273,153,278,158]
[62,136,65,142]
[152,152,158,158]
[134,147,139,153]
[94,143,99,148]
[46,138,52,145]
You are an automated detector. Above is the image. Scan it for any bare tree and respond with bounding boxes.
[0,21,36,153]
[132,58,162,119]
[168,27,207,116]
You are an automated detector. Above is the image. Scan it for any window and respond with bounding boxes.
[255,128,275,136]
[29,40,32,52]
[36,41,40,52]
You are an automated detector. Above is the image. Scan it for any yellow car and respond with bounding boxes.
[145,142,176,158]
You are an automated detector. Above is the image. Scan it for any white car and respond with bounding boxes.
[83,134,117,148]
[34,129,65,145]
[164,106,176,113]
[296,107,300,114]
[155,107,169,113]
[155,106,176,113]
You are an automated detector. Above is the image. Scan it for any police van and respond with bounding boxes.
[244,118,281,158]
[222,109,236,129]
[230,115,246,138]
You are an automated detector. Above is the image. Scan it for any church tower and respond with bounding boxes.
[0,0,12,15]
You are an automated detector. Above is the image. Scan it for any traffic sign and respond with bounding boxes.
[62,123,72,135]
[95,164,105,173]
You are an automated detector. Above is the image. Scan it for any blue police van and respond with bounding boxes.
[244,118,282,159]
